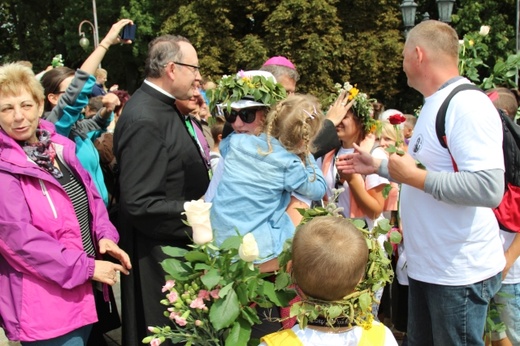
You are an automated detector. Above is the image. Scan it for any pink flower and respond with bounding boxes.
[150,338,162,346]
[190,297,206,310]
[174,316,187,326]
[167,291,178,303]
[210,288,220,299]
[195,320,203,326]
[161,280,175,292]
[169,311,180,320]
[198,289,210,301]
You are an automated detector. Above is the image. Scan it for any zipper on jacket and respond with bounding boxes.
[39,179,58,218]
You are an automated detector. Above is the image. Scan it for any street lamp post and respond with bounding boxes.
[78,0,99,50]
[78,0,101,66]
[78,20,98,50]
[400,0,455,34]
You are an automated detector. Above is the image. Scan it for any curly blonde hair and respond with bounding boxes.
[261,94,323,166]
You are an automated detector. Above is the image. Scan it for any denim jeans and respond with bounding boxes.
[491,282,520,344]
[21,325,92,346]
[407,272,502,346]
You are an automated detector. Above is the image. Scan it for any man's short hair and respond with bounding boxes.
[145,35,190,79]
[292,216,368,301]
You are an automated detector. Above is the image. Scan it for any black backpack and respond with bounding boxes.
[435,83,520,233]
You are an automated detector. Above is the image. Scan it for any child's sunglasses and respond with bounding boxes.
[223,108,260,124]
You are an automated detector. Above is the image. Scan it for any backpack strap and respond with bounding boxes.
[435,83,483,172]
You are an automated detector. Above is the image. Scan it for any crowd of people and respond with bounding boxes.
[0,17,519,346]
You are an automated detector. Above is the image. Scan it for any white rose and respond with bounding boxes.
[183,200,213,245]
[479,25,490,36]
[458,39,465,46]
[238,233,259,262]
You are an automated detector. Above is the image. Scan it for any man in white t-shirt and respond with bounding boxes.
[337,20,508,346]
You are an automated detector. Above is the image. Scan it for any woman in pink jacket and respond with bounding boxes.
[0,63,131,345]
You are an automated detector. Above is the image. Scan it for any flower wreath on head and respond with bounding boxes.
[206,70,287,114]
[276,188,402,330]
[332,82,380,134]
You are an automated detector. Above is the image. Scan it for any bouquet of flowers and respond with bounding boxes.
[143,200,295,346]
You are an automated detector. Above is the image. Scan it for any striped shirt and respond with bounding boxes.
[55,158,96,256]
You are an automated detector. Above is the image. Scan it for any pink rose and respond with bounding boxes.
[161,280,175,292]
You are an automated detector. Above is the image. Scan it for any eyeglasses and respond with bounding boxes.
[173,61,200,74]
[223,108,259,124]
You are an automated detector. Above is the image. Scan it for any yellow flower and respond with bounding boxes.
[348,87,359,100]
[469,40,474,46]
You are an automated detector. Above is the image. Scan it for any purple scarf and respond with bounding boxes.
[22,129,63,179]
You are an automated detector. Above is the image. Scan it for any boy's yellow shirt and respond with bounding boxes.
[261,322,386,346]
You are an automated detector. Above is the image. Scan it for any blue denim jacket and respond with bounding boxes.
[211,133,326,263]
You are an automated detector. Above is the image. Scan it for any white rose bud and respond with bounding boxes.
[458,39,465,46]
[183,200,213,245]
[479,25,490,36]
[238,233,259,262]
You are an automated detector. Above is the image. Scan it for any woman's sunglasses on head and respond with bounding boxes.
[223,108,260,124]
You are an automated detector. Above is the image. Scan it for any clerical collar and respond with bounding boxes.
[143,79,176,99]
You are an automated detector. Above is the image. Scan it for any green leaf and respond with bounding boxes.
[382,184,392,199]
[225,318,251,346]
[160,258,192,280]
[241,305,262,325]
[383,241,394,256]
[389,231,402,244]
[185,250,210,263]
[209,288,240,331]
[260,281,295,307]
[201,268,222,290]
[358,292,372,311]
[219,282,234,298]
[247,279,259,299]
[194,263,211,271]
[235,283,249,305]
[328,305,343,318]
[162,246,188,257]
[220,236,242,251]
[351,219,366,229]
[274,272,291,290]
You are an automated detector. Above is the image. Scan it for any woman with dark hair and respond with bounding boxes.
[40,19,132,207]
[0,62,131,345]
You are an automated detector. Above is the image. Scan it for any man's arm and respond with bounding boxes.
[337,144,504,207]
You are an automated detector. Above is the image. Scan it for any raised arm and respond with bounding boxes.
[79,19,133,75]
